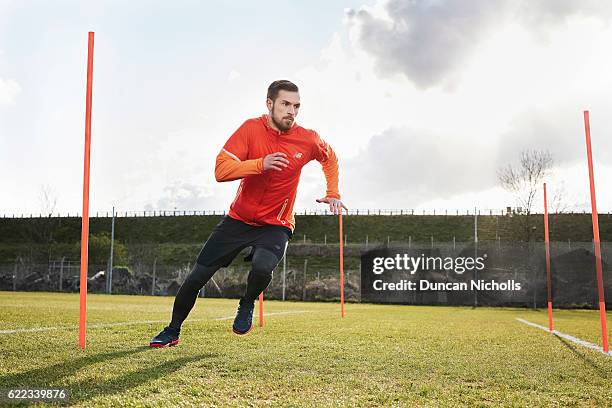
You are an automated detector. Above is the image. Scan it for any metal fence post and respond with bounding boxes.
[302,259,308,300]
[474,208,479,308]
[108,206,115,294]
[59,257,65,292]
[152,257,157,296]
[282,251,287,300]
[13,258,18,291]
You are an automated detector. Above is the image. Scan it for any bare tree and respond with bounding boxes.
[498,149,553,240]
[27,185,59,263]
[39,184,57,217]
[551,181,570,214]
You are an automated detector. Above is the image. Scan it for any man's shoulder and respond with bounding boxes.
[294,124,319,140]
[231,116,265,138]
[242,116,265,129]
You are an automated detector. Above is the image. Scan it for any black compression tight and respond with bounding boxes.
[168,247,281,331]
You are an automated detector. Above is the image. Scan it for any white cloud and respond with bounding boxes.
[347,0,612,89]
[0,76,20,106]
[144,181,219,211]
[3,1,612,216]
[292,1,612,212]
[227,69,240,82]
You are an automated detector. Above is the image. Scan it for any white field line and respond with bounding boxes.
[0,311,309,335]
[515,318,612,357]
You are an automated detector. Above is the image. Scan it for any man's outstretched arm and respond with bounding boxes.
[313,135,347,214]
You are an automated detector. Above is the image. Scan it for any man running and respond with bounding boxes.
[150,80,346,347]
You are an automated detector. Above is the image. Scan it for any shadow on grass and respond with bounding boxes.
[0,346,151,388]
[555,336,609,379]
[66,353,214,404]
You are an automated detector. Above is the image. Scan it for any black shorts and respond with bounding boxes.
[195,216,292,268]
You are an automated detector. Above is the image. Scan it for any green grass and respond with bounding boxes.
[0,292,610,407]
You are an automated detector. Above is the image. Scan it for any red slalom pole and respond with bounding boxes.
[79,31,95,350]
[583,110,608,353]
[258,292,264,327]
[543,183,553,332]
[339,209,344,318]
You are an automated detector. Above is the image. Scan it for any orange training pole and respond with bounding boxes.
[583,110,608,353]
[543,183,553,332]
[258,292,264,327]
[79,31,94,350]
[339,209,344,318]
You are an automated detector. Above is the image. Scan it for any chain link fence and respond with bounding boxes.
[360,241,612,308]
[1,241,609,308]
[5,207,573,219]
[0,246,360,302]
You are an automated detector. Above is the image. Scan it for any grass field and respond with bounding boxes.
[0,292,610,407]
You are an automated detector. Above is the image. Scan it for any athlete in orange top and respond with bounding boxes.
[150,80,346,346]
[215,97,343,229]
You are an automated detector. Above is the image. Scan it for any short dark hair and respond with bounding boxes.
[267,80,299,101]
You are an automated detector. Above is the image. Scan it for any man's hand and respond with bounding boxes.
[263,152,289,171]
[316,197,348,215]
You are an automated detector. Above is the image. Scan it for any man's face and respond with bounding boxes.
[267,90,300,132]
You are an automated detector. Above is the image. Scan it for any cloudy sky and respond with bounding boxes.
[1,0,612,216]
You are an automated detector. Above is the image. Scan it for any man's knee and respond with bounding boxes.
[250,248,280,278]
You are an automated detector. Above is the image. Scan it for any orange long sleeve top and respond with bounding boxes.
[215,114,340,231]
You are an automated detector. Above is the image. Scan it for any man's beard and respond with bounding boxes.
[272,115,292,132]
[271,107,294,132]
